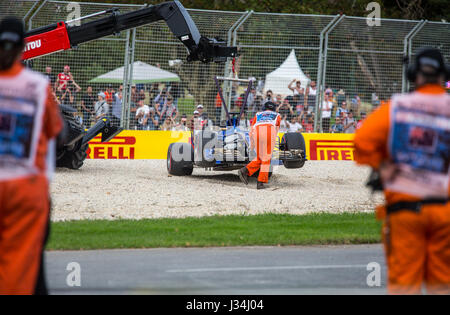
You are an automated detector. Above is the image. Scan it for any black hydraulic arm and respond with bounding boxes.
[26,1,237,63]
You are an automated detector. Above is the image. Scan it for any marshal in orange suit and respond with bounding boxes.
[238,101,280,189]
[354,48,450,294]
[0,17,62,295]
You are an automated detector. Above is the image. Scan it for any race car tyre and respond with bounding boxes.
[283,159,305,169]
[281,132,306,169]
[56,142,89,170]
[281,132,306,151]
[167,142,194,176]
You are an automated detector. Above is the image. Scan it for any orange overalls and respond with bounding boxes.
[246,111,281,183]
[0,62,62,295]
[354,84,450,294]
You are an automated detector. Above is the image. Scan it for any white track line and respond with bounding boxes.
[166,264,369,273]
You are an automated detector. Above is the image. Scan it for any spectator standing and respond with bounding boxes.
[80,86,95,127]
[160,96,178,123]
[335,100,348,119]
[330,117,344,133]
[279,115,289,133]
[104,84,114,105]
[350,94,361,115]
[44,66,55,87]
[189,110,200,131]
[200,112,213,130]
[287,115,303,133]
[161,116,174,131]
[196,104,204,116]
[55,65,73,96]
[321,94,332,131]
[324,87,333,98]
[60,76,80,107]
[137,89,146,103]
[147,106,159,130]
[274,94,283,107]
[173,114,189,131]
[277,98,295,121]
[343,110,357,133]
[149,83,160,101]
[127,85,140,129]
[153,88,168,115]
[336,89,346,107]
[111,85,123,127]
[135,100,150,130]
[305,80,317,113]
[302,114,314,133]
[263,90,274,103]
[288,79,304,95]
[94,92,109,122]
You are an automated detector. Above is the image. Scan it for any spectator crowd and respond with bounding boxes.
[45,64,371,134]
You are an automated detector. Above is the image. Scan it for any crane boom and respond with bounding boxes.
[23,1,237,62]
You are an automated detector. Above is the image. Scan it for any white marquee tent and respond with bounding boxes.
[264,49,310,95]
[89,61,180,84]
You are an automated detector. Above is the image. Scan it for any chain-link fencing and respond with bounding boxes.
[9,1,450,132]
[0,0,39,21]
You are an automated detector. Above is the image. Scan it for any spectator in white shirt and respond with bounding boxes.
[321,93,333,132]
[305,80,317,113]
[288,79,304,96]
[94,92,109,122]
[287,115,303,133]
[344,110,357,134]
[279,115,289,133]
[135,100,150,130]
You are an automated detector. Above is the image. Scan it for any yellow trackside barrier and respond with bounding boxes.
[87,131,355,161]
[302,133,355,161]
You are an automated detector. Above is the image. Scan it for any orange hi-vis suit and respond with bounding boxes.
[354,84,450,294]
[0,62,62,295]
[246,110,281,183]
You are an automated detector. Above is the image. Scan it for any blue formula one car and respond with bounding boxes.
[167,113,307,176]
[167,76,307,176]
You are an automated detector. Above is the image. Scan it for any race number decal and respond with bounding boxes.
[254,111,279,127]
[387,97,450,198]
[256,112,277,123]
[0,94,39,177]
[391,107,450,174]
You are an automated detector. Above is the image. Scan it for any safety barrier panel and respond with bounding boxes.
[87,131,354,161]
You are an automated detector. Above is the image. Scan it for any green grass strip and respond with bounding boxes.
[47,212,381,250]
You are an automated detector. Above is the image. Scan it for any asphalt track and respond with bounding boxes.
[45,244,387,294]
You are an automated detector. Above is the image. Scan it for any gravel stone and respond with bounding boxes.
[50,160,385,221]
